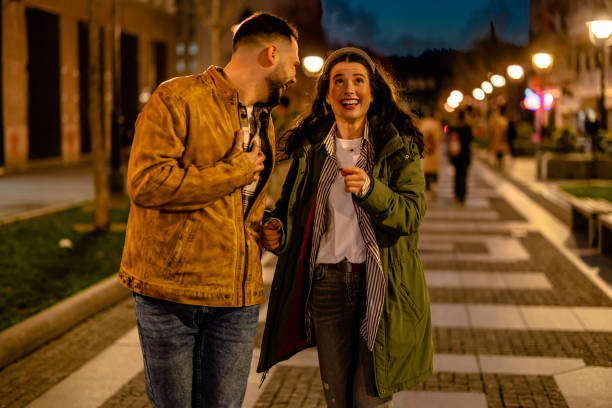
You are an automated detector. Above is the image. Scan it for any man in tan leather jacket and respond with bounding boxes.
[118,12,299,407]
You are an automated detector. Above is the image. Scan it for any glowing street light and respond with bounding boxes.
[490,74,506,87]
[587,18,612,130]
[507,65,524,80]
[481,81,493,94]
[450,90,464,103]
[472,88,485,101]
[447,96,460,109]
[587,19,612,41]
[532,53,553,70]
[302,56,324,76]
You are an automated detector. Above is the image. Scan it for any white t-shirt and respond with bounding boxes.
[316,137,367,264]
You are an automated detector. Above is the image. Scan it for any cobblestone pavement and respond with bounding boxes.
[1,156,611,408]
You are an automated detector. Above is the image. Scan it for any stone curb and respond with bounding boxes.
[0,275,130,369]
[475,152,572,225]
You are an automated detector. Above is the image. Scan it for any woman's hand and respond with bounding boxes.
[341,166,367,195]
[262,219,281,250]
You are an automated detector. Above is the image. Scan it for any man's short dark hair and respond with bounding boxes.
[232,12,298,51]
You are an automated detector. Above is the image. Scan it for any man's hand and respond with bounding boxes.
[232,130,265,182]
[245,139,265,181]
[340,166,367,195]
[262,219,281,250]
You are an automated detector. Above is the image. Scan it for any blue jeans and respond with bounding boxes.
[133,293,259,408]
[311,263,392,408]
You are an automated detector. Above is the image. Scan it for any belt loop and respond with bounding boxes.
[341,260,353,301]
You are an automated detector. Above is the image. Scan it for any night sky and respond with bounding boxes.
[321,0,529,56]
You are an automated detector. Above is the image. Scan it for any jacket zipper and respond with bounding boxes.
[242,215,248,306]
[239,112,272,307]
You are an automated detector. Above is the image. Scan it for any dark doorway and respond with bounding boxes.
[26,8,61,160]
[78,21,90,153]
[120,33,138,145]
[152,40,167,88]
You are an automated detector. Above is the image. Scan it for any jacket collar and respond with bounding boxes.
[296,119,408,162]
[378,125,406,161]
[320,120,371,157]
[204,66,238,102]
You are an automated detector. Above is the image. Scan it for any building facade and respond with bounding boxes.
[530,0,612,133]
[1,0,184,172]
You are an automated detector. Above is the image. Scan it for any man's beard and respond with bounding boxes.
[265,67,286,107]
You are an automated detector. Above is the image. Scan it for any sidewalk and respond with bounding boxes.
[251,156,612,407]
[1,155,611,407]
[0,165,94,224]
[484,151,612,285]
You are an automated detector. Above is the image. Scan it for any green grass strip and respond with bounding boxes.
[0,203,128,331]
[559,186,612,203]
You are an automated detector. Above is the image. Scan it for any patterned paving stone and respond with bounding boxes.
[554,367,612,408]
[258,368,572,408]
[255,366,325,408]
[419,234,530,262]
[0,298,136,408]
[27,328,142,408]
[426,271,552,290]
[432,327,612,366]
[99,372,148,408]
[423,233,612,307]
[393,390,487,407]
[413,373,569,408]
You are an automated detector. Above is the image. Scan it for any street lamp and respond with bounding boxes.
[472,88,485,101]
[481,81,493,94]
[507,65,524,80]
[447,96,460,109]
[587,18,612,130]
[302,56,324,77]
[532,53,553,71]
[531,51,554,179]
[450,90,464,103]
[490,74,506,87]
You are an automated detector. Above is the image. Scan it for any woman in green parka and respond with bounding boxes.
[258,47,433,407]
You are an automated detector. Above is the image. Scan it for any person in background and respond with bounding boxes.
[488,105,509,169]
[268,95,299,205]
[119,12,299,407]
[257,47,433,407]
[419,106,443,200]
[449,109,473,204]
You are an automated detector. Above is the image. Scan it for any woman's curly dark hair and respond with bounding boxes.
[283,49,424,156]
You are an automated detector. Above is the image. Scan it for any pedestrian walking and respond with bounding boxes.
[488,105,509,169]
[419,107,443,199]
[257,47,433,407]
[448,110,473,204]
[118,12,299,408]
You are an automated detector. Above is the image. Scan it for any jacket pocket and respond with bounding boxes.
[387,284,423,357]
[164,213,196,271]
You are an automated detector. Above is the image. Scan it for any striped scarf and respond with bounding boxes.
[308,122,385,351]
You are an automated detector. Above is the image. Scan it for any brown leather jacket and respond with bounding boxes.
[119,66,275,307]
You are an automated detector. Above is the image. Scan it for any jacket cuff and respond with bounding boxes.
[353,174,374,201]
[262,217,285,255]
[231,152,255,187]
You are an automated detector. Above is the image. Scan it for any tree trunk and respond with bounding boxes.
[210,0,221,66]
[89,2,110,231]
